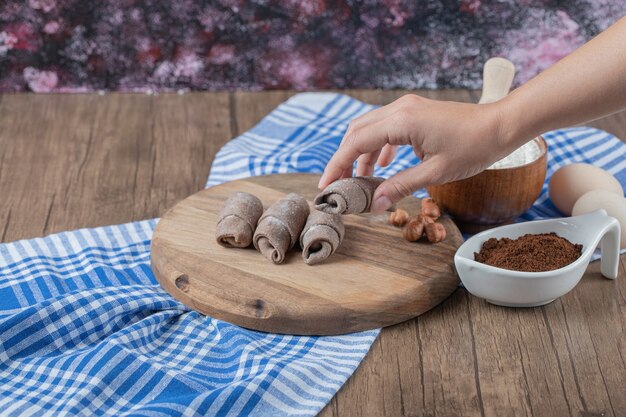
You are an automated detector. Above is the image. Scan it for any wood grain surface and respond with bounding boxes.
[0,90,624,417]
[151,174,462,335]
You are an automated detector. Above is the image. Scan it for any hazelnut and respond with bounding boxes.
[418,214,434,225]
[403,217,425,242]
[420,198,441,220]
[425,222,446,243]
[389,209,410,227]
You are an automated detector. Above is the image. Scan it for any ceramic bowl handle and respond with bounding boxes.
[478,57,516,104]
[599,217,621,280]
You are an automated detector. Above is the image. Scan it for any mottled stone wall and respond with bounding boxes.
[1,0,624,92]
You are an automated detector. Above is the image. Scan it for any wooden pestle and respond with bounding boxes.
[478,57,516,104]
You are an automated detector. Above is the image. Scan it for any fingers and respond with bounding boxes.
[349,107,393,178]
[319,94,423,189]
[356,150,382,176]
[377,144,398,167]
[348,100,401,131]
[356,144,396,177]
[318,117,397,189]
[370,158,440,213]
[340,165,353,180]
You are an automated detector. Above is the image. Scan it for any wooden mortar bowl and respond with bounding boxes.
[427,137,548,233]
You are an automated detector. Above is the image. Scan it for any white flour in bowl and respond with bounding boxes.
[488,139,542,169]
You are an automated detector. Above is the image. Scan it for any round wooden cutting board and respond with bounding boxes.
[151,174,462,335]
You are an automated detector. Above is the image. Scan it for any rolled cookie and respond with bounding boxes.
[253,193,310,264]
[299,211,345,265]
[215,192,263,248]
[314,176,385,214]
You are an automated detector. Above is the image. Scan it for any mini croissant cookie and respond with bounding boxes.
[253,193,310,264]
[215,192,263,248]
[314,176,385,214]
[299,211,345,265]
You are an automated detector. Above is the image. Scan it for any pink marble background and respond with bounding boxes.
[0,0,624,92]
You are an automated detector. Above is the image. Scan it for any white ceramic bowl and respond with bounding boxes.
[454,210,620,307]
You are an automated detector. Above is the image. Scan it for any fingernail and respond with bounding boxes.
[318,173,327,189]
[371,195,392,213]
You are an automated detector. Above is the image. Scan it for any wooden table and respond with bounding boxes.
[1,90,624,417]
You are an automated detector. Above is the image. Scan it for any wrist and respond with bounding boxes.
[491,92,536,151]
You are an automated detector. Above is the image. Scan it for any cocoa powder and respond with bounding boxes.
[474,232,583,272]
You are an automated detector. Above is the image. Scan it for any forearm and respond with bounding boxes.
[499,15,626,147]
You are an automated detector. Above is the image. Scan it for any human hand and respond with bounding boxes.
[318,94,517,213]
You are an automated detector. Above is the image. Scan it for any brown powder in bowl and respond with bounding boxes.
[474,232,583,272]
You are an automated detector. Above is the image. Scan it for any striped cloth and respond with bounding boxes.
[1,93,625,417]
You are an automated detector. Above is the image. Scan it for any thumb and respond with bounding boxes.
[370,159,440,213]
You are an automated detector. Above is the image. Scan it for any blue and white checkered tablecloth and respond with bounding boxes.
[1,93,625,416]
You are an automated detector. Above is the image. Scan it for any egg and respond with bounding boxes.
[548,163,623,215]
[572,190,626,249]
